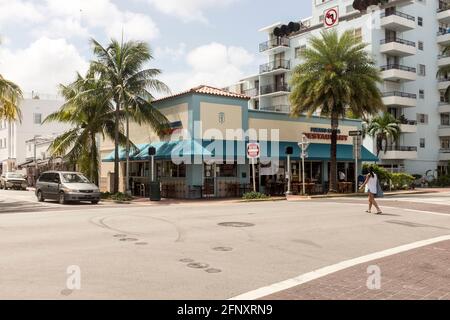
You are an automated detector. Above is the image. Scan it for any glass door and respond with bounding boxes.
[204,163,216,197]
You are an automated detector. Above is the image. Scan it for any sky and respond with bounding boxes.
[0,0,311,97]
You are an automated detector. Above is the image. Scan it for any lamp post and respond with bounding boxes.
[298,133,310,195]
[285,146,294,195]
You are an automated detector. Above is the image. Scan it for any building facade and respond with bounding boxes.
[99,86,376,198]
[0,96,69,174]
[227,0,450,177]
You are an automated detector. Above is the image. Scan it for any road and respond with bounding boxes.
[0,189,449,299]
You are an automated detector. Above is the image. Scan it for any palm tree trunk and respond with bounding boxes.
[113,98,120,194]
[329,112,339,194]
[125,112,130,195]
[91,132,98,186]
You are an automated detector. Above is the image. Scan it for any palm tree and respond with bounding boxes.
[0,75,22,121]
[44,72,127,185]
[89,38,170,194]
[290,29,384,193]
[366,113,401,156]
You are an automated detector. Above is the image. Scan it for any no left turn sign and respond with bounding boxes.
[324,7,339,28]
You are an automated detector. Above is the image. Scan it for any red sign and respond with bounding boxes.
[304,133,348,141]
[247,143,260,159]
[324,7,339,28]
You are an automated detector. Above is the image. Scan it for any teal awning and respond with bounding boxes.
[271,142,378,162]
[102,140,212,162]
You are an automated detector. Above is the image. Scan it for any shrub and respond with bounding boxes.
[101,192,111,199]
[110,192,133,202]
[242,192,269,200]
[430,175,450,187]
[390,173,415,190]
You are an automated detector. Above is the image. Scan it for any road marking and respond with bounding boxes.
[404,209,449,217]
[229,234,450,300]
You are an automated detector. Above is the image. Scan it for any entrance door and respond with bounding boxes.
[204,163,216,197]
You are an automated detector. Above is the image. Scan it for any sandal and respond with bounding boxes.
[365,210,371,213]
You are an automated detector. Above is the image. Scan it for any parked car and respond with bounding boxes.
[35,171,100,205]
[0,172,28,190]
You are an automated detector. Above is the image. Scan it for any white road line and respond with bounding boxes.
[404,209,450,217]
[229,235,450,300]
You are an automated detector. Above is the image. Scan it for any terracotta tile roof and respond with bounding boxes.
[154,85,250,103]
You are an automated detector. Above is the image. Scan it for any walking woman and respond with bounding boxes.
[359,167,383,214]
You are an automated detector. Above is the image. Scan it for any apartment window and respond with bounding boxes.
[295,45,306,59]
[418,64,426,76]
[33,113,42,124]
[418,41,424,51]
[420,138,426,148]
[442,113,450,126]
[442,137,450,149]
[418,17,423,26]
[419,89,425,99]
[417,113,429,124]
[354,28,362,42]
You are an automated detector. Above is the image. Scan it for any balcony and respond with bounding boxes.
[437,30,450,45]
[380,11,415,31]
[438,125,450,136]
[398,119,418,133]
[259,60,290,75]
[438,78,450,90]
[259,83,290,97]
[380,38,416,56]
[438,52,450,67]
[380,64,416,82]
[382,92,417,108]
[437,5,450,23]
[378,146,418,160]
[243,87,259,98]
[439,148,450,161]
[259,105,291,113]
[439,102,450,113]
[259,37,290,54]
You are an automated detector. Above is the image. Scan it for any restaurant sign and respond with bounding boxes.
[304,128,348,141]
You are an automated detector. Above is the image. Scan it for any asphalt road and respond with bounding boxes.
[0,189,449,299]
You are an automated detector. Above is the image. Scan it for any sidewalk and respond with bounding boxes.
[261,240,450,300]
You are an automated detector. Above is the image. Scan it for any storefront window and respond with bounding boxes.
[217,164,237,177]
[162,161,186,178]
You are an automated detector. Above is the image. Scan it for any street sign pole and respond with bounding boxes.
[301,153,306,195]
[298,133,310,196]
[286,154,292,195]
[252,157,256,193]
[247,143,260,193]
[351,132,363,193]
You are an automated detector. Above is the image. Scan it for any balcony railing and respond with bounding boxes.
[243,88,259,97]
[438,1,450,12]
[260,83,290,95]
[259,60,290,74]
[382,91,417,99]
[259,37,290,52]
[438,51,450,59]
[439,78,450,82]
[380,38,416,47]
[380,10,415,21]
[380,64,416,73]
[437,28,450,36]
[440,148,450,153]
[260,105,291,113]
[399,119,418,125]
[385,146,418,152]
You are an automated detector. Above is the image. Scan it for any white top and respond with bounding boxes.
[367,173,378,194]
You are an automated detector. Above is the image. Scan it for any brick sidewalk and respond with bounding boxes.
[262,240,450,300]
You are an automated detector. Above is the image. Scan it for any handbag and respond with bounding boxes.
[376,180,384,198]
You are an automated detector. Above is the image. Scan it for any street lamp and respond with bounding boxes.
[298,133,310,195]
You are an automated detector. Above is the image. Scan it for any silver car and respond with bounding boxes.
[0,172,28,190]
[36,171,101,205]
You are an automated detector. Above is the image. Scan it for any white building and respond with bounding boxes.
[228,0,450,176]
[0,95,69,174]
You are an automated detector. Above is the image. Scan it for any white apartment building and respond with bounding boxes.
[229,0,450,176]
[0,95,69,174]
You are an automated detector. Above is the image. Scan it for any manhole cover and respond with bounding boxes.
[218,222,255,228]
[119,238,138,242]
[187,263,209,269]
[180,258,195,263]
[60,289,73,296]
[213,247,233,252]
[135,242,148,246]
[205,268,222,274]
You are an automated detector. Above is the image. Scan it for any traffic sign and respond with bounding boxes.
[349,130,363,137]
[324,7,339,28]
[247,143,260,159]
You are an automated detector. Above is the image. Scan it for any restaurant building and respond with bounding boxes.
[99,85,377,198]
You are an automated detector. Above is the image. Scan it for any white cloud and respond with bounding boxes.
[155,43,187,61]
[0,37,89,94]
[147,0,237,22]
[1,0,159,41]
[161,42,254,93]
